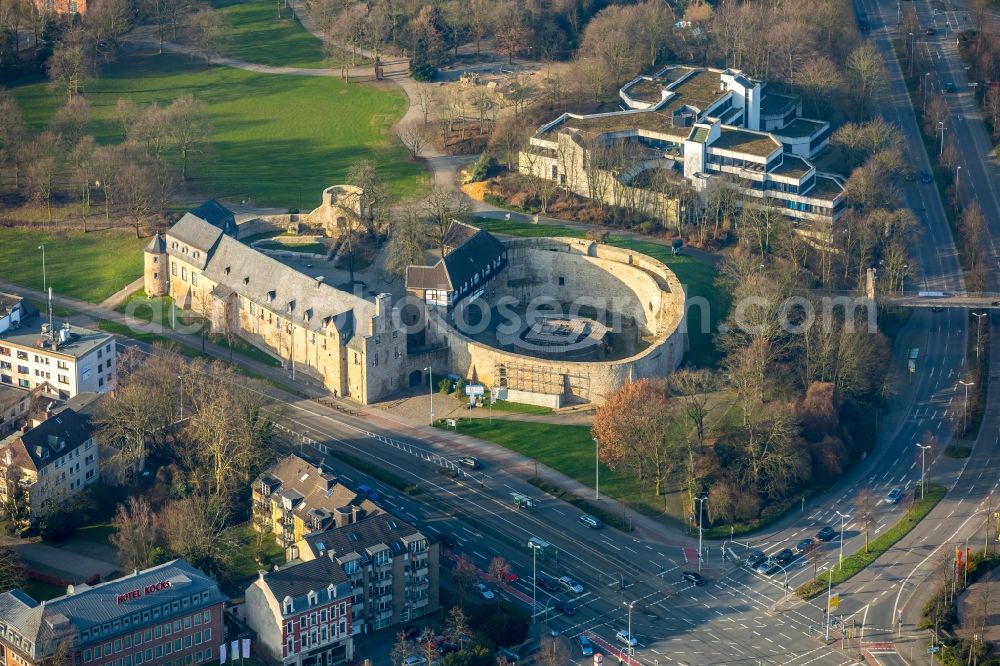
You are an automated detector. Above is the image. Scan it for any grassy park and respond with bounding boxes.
[213,0,329,68]
[0,229,146,302]
[10,50,425,208]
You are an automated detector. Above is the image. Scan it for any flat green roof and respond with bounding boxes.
[773,118,826,138]
[624,78,665,104]
[770,155,812,178]
[660,69,728,116]
[807,175,844,201]
[543,111,691,140]
[710,127,780,157]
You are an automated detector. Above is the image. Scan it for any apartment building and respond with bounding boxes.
[244,557,354,666]
[520,65,846,232]
[294,513,439,634]
[252,455,382,552]
[0,294,116,399]
[0,560,226,666]
[0,386,33,439]
[0,396,100,523]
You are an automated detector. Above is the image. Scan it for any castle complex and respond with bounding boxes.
[143,199,415,404]
[146,193,688,406]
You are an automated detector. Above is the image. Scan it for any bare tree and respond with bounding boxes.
[49,96,91,150]
[397,120,430,159]
[389,631,415,666]
[670,369,716,447]
[411,83,437,125]
[452,555,476,607]
[445,606,470,650]
[384,206,426,278]
[24,132,60,222]
[0,545,23,594]
[184,7,227,65]
[855,487,877,553]
[165,94,211,181]
[845,42,885,117]
[160,494,237,576]
[494,3,528,64]
[422,185,471,258]
[47,26,94,100]
[110,496,162,571]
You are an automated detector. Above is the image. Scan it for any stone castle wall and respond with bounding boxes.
[429,237,687,404]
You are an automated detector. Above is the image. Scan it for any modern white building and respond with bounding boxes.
[0,294,117,399]
[520,65,846,230]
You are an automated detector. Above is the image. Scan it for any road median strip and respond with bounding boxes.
[796,483,946,599]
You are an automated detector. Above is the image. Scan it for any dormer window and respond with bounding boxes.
[283,597,294,614]
[307,591,318,606]
[267,291,276,303]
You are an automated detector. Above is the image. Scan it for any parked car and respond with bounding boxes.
[796,538,815,554]
[945,82,957,92]
[682,571,707,586]
[579,514,603,529]
[578,635,594,656]
[774,548,795,565]
[920,170,934,183]
[859,21,870,31]
[402,625,420,640]
[555,599,577,615]
[438,533,458,548]
[503,569,519,584]
[925,26,937,35]
[458,456,481,469]
[616,630,638,647]
[558,576,584,594]
[475,583,495,601]
[404,657,427,666]
[744,550,767,569]
[886,487,904,504]
[816,526,837,541]
[536,574,560,592]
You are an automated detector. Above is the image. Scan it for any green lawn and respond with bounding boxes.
[213,0,371,69]
[10,50,426,207]
[225,524,285,581]
[256,241,328,254]
[0,229,146,302]
[608,239,729,368]
[474,218,588,239]
[438,419,678,522]
[213,0,328,68]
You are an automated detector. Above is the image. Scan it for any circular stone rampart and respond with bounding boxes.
[428,237,687,405]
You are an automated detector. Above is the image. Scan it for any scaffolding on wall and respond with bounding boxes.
[495,361,591,400]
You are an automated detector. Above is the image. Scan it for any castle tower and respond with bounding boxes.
[143,232,168,297]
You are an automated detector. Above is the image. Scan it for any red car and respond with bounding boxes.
[504,570,519,584]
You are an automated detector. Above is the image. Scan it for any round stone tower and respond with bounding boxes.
[143,232,169,297]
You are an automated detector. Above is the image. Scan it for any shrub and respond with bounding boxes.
[463,154,497,183]
[439,378,452,394]
[410,57,437,82]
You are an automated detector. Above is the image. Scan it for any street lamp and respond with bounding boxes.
[423,366,434,425]
[924,72,931,112]
[959,380,975,433]
[531,544,537,624]
[938,122,947,154]
[956,165,962,194]
[178,375,184,421]
[835,510,850,569]
[593,437,600,500]
[623,600,636,657]
[824,566,834,641]
[916,442,931,499]
[908,33,915,76]
[694,496,707,572]
[972,312,987,360]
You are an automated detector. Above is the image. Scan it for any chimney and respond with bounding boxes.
[334,507,351,528]
[351,505,364,523]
